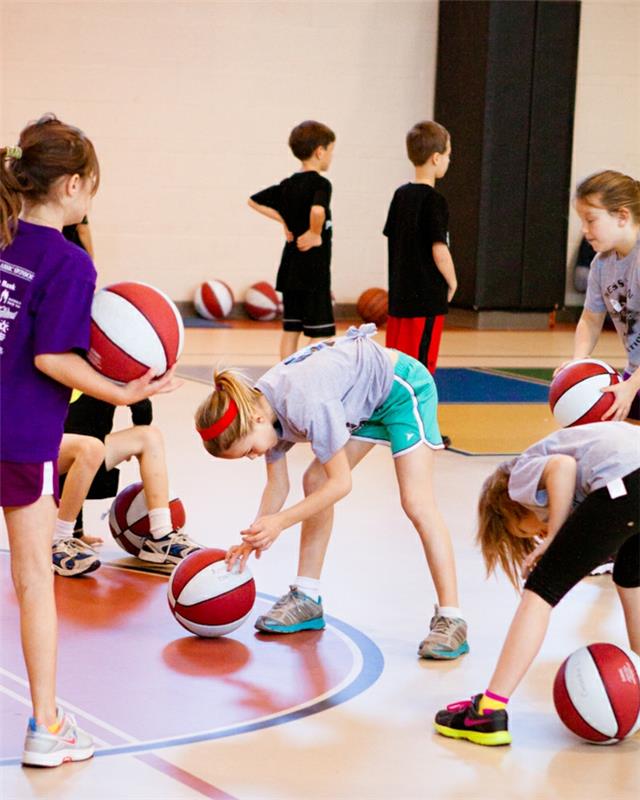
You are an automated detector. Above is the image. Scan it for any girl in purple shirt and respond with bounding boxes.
[0,115,178,767]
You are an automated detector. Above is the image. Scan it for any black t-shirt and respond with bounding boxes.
[62,216,89,251]
[384,183,450,317]
[251,172,332,292]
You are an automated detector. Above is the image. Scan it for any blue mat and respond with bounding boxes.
[434,368,549,403]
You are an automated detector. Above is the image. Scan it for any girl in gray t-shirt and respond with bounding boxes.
[195,324,469,660]
[434,422,640,746]
[569,170,640,420]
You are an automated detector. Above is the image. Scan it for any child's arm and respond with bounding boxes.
[226,458,291,571]
[34,352,181,406]
[247,199,293,242]
[240,447,351,551]
[296,205,325,251]
[521,454,576,577]
[432,242,458,301]
[572,308,606,360]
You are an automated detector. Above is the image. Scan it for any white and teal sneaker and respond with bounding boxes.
[255,586,326,634]
[418,607,470,660]
[22,709,94,767]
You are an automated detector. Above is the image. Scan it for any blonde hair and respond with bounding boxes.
[575,170,640,224]
[476,464,538,590]
[194,368,262,457]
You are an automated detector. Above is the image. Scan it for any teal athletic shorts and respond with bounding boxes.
[351,352,444,456]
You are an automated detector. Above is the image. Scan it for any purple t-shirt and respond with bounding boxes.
[0,220,96,462]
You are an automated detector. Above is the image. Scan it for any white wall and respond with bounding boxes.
[566,0,640,306]
[0,0,439,302]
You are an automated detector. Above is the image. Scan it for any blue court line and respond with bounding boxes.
[435,368,549,403]
[0,591,384,766]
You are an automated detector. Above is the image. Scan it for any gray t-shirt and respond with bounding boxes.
[584,235,640,374]
[507,422,640,520]
[256,325,394,464]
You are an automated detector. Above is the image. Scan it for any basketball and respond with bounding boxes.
[89,281,184,382]
[244,281,280,321]
[167,548,256,637]
[553,643,640,744]
[357,288,388,326]
[549,358,620,427]
[193,280,234,320]
[109,482,186,556]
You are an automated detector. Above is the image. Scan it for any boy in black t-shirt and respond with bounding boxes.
[249,120,336,360]
[384,121,457,376]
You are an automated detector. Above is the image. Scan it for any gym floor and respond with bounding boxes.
[1,323,638,800]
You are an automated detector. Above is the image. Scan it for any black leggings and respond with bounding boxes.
[525,468,640,607]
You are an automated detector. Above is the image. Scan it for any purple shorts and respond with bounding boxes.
[622,371,640,420]
[0,460,59,508]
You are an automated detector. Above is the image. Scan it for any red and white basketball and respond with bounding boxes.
[244,281,280,321]
[109,482,186,556]
[549,358,620,427]
[553,643,640,744]
[168,548,256,637]
[89,281,184,382]
[194,280,234,320]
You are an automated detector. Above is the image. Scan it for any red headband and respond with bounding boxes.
[197,397,238,441]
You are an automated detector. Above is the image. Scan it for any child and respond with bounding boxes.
[54,393,200,577]
[566,170,640,419]
[249,120,336,361]
[384,121,457,377]
[434,422,640,746]
[194,324,469,659]
[0,115,178,766]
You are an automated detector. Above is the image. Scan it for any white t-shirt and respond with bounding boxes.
[507,422,640,520]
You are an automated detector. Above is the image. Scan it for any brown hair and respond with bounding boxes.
[0,113,100,248]
[476,464,538,590]
[195,368,262,457]
[575,170,640,224]
[406,120,449,167]
[288,120,336,161]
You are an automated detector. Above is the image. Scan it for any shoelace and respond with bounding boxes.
[169,531,197,549]
[431,615,457,635]
[271,588,297,611]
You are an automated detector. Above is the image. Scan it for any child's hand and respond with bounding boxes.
[600,381,636,421]
[283,224,294,243]
[121,366,183,404]
[447,282,457,302]
[296,230,322,251]
[521,540,550,579]
[240,514,283,551]
[226,542,260,573]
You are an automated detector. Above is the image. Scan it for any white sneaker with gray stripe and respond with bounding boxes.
[255,585,326,633]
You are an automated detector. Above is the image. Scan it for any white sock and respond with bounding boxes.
[54,518,75,544]
[148,508,173,540]
[438,605,463,620]
[295,576,321,602]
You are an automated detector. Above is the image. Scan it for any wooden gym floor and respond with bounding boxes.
[0,323,638,800]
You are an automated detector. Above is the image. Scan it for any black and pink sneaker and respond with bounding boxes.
[434,694,512,746]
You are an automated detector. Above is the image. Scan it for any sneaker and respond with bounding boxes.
[255,585,326,634]
[52,537,101,577]
[418,607,469,659]
[137,530,200,565]
[441,435,452,449]
[22,708,95,767]
[434,694,512,746]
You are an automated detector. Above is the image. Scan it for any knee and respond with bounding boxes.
[400,492,430,528]
[138,425,164,451]
[76,437,105,470]
[302,462,326,496]
[11,553,53,600]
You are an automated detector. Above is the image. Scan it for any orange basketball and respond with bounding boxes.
[357,288,388,326]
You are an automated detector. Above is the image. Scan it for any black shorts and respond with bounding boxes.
[525,468,640,606]
[282,289,335,338]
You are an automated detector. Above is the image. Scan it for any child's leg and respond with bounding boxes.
[104,426,169,510]
[393,445,458,607]
[4,497,58,726]
[255,439,373,634]
[618,585,640,654]
[613,532,640,654]
[57,434,105,526]
[280,331,301,361]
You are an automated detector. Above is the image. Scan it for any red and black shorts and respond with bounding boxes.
[386,315,445,375]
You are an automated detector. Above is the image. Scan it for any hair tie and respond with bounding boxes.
[196,397,238,441]
[5,145,22,159]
